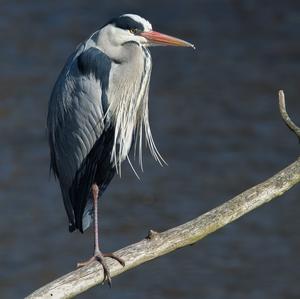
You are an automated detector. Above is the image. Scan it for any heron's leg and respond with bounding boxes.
[91,184,124,264]
[92,183,101,255]
[77,183,125,286]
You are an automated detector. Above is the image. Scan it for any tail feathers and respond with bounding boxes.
[69,197,94,233]
[81,197,94,232]
[69,198,94,233]
[68,222,76,232]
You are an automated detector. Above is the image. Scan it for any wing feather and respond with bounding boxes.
[47,34,113,231]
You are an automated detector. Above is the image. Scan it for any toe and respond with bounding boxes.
[76,256,96,268]
[103,253,125,267]
[95,254,112,286]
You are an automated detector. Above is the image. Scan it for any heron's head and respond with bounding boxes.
[97,14,194,58]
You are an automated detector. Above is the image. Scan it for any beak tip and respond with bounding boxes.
[185,42,195,50]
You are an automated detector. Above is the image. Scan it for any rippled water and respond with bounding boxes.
[1,1,300,298]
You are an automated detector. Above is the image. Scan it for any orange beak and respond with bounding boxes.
[140,30,195,49]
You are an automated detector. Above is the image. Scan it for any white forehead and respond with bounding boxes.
[121,14,152,31]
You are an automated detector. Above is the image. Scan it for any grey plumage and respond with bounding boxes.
[48,33,112,231]
[48,17,153,232]
[47,14,194,235]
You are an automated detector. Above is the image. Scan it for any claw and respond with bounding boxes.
[103,252,125,267]
[77,251,125,286]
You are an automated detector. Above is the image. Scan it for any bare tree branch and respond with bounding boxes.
[279,90,300,140]
[26,90,300,299]
[26,157,300,299]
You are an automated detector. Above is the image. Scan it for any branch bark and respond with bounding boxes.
[26,90,300,299]
[26,157,300,299]
[279,90,300,140]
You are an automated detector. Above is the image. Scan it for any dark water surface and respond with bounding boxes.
[1,1,300,298]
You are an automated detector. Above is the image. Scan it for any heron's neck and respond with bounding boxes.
[95,32,125,62]
[107,44,151,110]
[106,45,152,173]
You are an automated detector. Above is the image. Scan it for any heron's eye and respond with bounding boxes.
[129,29,138,34]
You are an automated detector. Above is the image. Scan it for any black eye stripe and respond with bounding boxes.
[109,16,144,31]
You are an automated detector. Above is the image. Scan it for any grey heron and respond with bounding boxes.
[47,13,194,284]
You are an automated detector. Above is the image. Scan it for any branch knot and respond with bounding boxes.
[146,229,160,240]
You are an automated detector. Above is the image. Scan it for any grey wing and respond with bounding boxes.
[47,37,112,231]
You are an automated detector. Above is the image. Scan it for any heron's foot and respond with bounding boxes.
[77,251,125,286]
